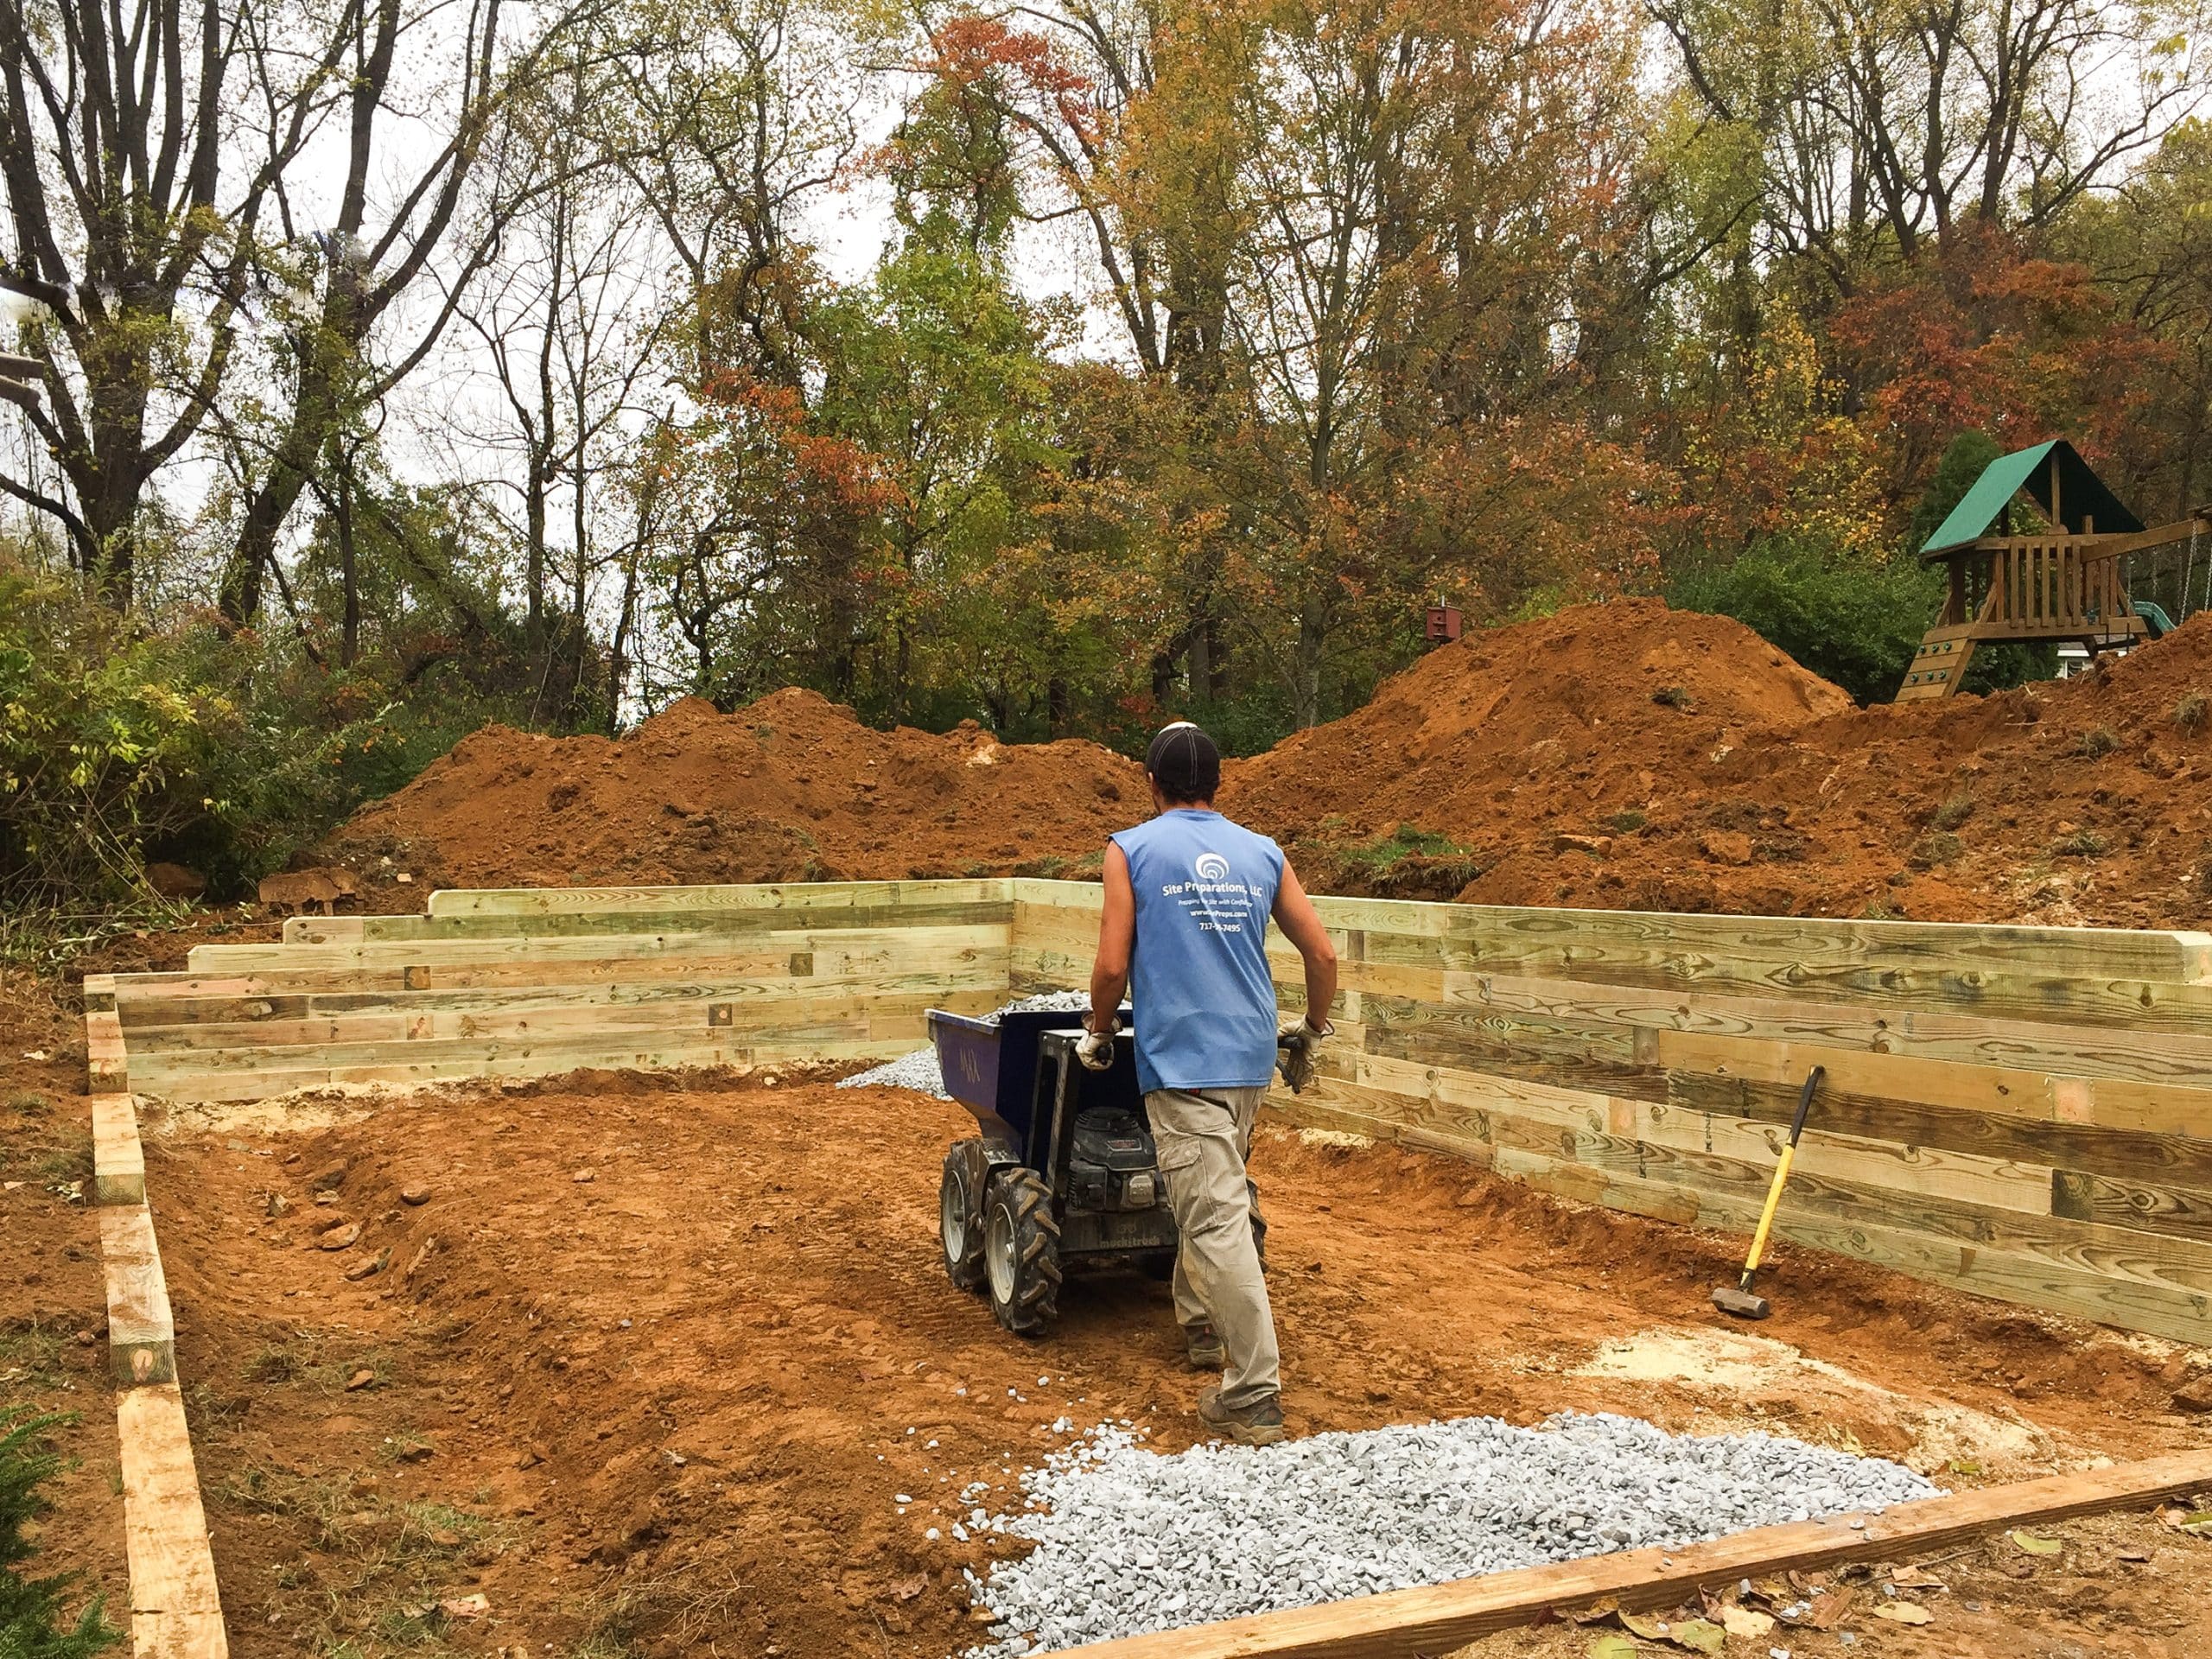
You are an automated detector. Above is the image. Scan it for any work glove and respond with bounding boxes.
[1076,1019,1118,1071]
[1275,1016,1332,1095]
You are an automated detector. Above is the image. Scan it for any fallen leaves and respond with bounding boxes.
[1872,1600,1933,1625]
[1719,1604,1775,1638]
[2010,1529,2063,1555]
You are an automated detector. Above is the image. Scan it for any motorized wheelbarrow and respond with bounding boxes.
[929,1006,1267,1336]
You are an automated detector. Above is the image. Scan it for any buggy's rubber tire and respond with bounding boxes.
[940,1144,986,1292]
[982,1168,1062,1335]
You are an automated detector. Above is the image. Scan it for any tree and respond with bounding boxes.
[0,0,350,606]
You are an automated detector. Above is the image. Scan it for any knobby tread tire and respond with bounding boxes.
[940,1145,986,1292]
[986,1168,1062,1335]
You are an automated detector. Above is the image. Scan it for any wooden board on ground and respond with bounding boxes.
[1047,1451,2212,1658]
[100,1204,176,1387]
[117,1382,229,1659]
[92,1092,146,1205]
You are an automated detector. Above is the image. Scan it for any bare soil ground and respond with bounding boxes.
[0,969,129,1634]
[111,1072,2212,1659]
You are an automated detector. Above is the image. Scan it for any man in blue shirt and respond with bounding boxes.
[1077,722,1338,1446]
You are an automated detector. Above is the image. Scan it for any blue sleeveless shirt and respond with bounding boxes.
[1109,809,1286,1093]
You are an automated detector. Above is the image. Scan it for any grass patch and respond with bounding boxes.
[1601,807,1647,834]
[1859,899,1902,921]
[2074,726,2120,759]
[30,1135,92,1185]
[2176,691,2209,736]
[1301,823,1486,900]
[1929,791,1975,831]
[1651,684,1692,709]
[1909,832,1963,870]
[2051,829,2110,858]
[240,1329,391,1397]
[0,1325,72,1395]
[213,1464,512,1649]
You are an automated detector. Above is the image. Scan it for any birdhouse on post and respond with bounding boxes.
[1425,606,1462,645]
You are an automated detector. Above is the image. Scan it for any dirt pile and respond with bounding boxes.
[334,688,1147,892]
[324,600,2212,927]
[1221,599,2212,928]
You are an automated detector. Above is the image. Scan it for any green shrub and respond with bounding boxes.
[1667,536,2058,705]
[0,1407,119,1659]
[2074,726,2120,758]
[2175,691,2208,735]
[0,551,588,906]
[2052,829,2109,858]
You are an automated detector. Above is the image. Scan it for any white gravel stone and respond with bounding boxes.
[836,992,1096,1098]
[956,1413,1941,1656]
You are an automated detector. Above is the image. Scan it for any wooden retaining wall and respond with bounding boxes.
[114,881,1010,1103]
[1014,880,2212,1345]
[101,879,2212,1342]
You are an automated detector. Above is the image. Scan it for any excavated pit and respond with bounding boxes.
[149,1071,2207,1659]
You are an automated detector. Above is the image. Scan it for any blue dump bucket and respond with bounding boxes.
[928,1005,1140,1166]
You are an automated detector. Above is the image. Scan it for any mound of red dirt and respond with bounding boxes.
[334,688,1146,891]
[1221,598,2212,928]
[326,600,2212,928]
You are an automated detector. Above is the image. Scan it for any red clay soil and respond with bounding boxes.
[1220,598,2212,929]
[319,599,2212,929]
[0,973,129,1638]
[332,689,1147,895]
[143,1073,2212,1659]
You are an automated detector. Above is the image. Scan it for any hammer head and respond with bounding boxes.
[1710,1282,1771,1319]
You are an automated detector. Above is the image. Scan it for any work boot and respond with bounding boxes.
[1184,1323,1225,1370]
[1197,1385,1287,1447]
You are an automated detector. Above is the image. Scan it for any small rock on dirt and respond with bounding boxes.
[317,1222,362,1251]
[573,1169,594,1184]
[73,1329,96,1346]
[401,1183,432,1205]
[2171,1376,2212,1414]
[308,1161,348,1192]
[1700,830,1755,866]
[345,1369,375,1391]
[345,1247,393,1282]
[264,1192,290,1217]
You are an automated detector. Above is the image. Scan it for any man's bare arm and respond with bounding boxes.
[1088,842,1136,1033]
[1271,859,1338,1029]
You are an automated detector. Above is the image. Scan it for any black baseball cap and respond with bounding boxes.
[1147,721,1220,803]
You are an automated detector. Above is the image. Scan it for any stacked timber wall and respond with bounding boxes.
[1014,881,2212,1345]
[112,881,1009,1102]
[103,879,2212,1343]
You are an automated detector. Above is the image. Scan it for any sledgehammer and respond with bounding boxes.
[1711,1065,1825,1320]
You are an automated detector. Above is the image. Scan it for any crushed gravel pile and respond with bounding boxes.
[958,1413,1942,1655]
[837,1047,954,1098]
[837,992,1094,1097]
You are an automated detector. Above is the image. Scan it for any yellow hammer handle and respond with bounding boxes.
[1742,1144,1796,1277]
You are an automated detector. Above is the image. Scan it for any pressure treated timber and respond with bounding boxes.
[430,876,1010,917]
[101,878,2212,1341]
[117,1384,229,1659]
[1047,1450,2212,1658]
[92,1092,147,1205]
[100,1203,177,1387]
[1014,879,2212,983]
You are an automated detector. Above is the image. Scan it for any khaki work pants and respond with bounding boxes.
[1145,1085,1280,1408]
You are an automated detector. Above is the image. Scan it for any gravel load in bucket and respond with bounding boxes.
[958,1413,1942,1656]
[837,992,1095,1097]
